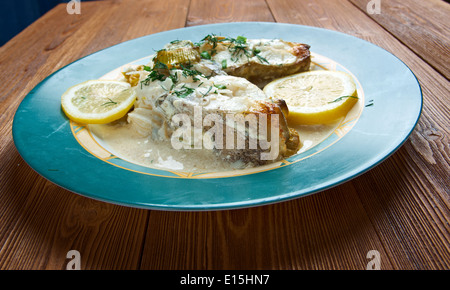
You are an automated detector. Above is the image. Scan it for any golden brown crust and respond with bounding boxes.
[225,42,311,88]
[217,100,301,165]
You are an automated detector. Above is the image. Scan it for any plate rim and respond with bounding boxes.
[12,22,423,211]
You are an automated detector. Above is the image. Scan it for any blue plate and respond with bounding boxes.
[12,22,422,211]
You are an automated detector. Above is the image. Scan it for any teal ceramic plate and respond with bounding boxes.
[12,22,422,211]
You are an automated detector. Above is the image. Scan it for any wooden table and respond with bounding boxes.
[0,0,448,270]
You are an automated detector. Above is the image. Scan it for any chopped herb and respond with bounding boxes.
[173,85,194,98]
[201,86,213,97]
[180,64,203,82]
[225,36,251,62]
[328,95,359,104]
[236,36,247,43]
[253,47,269,64]
[200,34,225,48]
[159,83,169,91]
[170,39,181,44]
[101,98,118,106]
[200,51,211,60]
[214,84,227,90]
[254,51,269,64]
[143,65,152,72]
[141,69,166,86]
[221,59,227,69]
[153,48,166,54]
[153,61,169,70]
[168,71,179,89]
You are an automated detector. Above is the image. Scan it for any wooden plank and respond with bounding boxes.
[266,0,449,269]
[139,0,391,270]
[0,0,448,270]
[140,183,392,270]
[186,0,275,27]
[0,0,190,269]
[349,0,450,79]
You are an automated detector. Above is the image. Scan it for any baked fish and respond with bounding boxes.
[126,64,300,166]
[122,35,308,166]
[198,35,311,88]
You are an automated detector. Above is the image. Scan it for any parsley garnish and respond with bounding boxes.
[253,48,269,64]
[221,59,227,69]
[201,86,213,97]
[101,98,118,107]
[226,36,251,61]
[200,51,211,60]
[180,64,204,82]
[328,96,359,104]
[173,85,195,98]
[168,71,179,89]
[200,34,224,49]
[214,84,227,90]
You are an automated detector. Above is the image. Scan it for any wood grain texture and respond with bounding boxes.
[139,0,391,270]
[141,183,393,270]
[0,0,448,270]
[266,0,449,270]
[186,0,275,26]
[349,0,450,79]
[0,0,190,270]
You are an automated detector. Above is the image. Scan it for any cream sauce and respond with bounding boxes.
[89,121,338,173]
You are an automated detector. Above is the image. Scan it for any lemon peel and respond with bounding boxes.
[264,70,358,125]
[61,80,136,124]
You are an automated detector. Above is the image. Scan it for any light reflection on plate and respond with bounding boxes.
[72,52,364,179]
[12,22,422,210]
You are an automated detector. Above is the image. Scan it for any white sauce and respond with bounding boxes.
[89,121,338,173]
[92,40,349,174]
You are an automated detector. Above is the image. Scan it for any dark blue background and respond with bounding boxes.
[0,0,95,46]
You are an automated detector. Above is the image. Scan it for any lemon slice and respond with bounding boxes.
[264,70,358,125]
[61,80,136,124]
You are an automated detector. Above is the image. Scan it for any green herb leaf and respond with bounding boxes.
[153,61,169,70]
[180,64,203,82]
[236,36,247,44]
[101,98,118,106]
[200,51,211,60]
[328,95,359,104]
[255,54,269,64]
[253,48,269,64]
[168,71,179,89]
[201,86,213,97]
[173,86,195,98]
[201,34,224,48]
[214,84,227,90]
